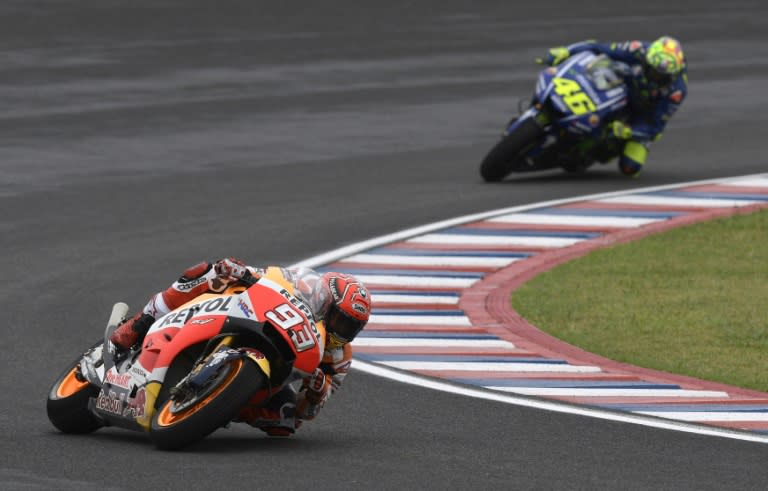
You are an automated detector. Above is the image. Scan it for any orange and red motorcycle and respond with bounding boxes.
[47,267,325,450]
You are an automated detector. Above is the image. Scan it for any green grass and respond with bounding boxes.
[511,208,768,392]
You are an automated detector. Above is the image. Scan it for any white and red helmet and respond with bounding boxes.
[322,272,371,344]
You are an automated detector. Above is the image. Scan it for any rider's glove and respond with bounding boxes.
[214,257,248,280]
[296,368,331,420]
[610,121,633,140]
[304,368,331,405]
[536,46,570,66]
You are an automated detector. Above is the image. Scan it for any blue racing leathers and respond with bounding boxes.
[563,40,688,175]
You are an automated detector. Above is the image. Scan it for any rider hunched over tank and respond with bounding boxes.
[479,36,687,181]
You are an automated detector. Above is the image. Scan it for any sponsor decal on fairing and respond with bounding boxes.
[96,389,125,415]
[154,296,235,329]
[105,370,132,389]
[237,298,254,318]
[175,276,208,291]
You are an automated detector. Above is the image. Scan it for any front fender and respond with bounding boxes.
[243,349,272,378]
[186,347,272,390]
[137,345,272,431]
[505,107,551,137]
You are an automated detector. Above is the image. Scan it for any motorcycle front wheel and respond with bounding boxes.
[150,357,264,450]
[46,347,104,434]
[479,118,544,182]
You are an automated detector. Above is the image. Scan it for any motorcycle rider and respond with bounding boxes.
[537,36,687,177]
[109,257,372,436]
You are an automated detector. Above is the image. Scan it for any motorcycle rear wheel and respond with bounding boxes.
[47,353,103,434]
[150,357,264,450]
[479,118,544,182]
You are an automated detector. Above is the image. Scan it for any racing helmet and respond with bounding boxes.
[321,272,371,347]
[645,36,685,85]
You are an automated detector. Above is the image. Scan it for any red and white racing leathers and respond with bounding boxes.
[133,260,352,433]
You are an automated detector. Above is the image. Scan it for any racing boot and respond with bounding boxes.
[238,386,299,436]
[109,312,155,350]
[241,402,298,437]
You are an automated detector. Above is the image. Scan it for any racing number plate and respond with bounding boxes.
[552,77,596,115]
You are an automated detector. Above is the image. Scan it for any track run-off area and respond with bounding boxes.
[296,173,768,444]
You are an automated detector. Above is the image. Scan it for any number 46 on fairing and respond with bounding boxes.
[552,77,597,115]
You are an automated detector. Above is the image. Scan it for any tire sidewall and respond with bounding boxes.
[149,358,264,450]
[46,344,104,434]
[480,118,544,182]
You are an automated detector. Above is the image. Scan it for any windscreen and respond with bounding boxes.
[585,55,624,91]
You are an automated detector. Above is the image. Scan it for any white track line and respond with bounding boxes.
[292,173,768,444]
[596,195,763,207]
[407,233,584,248]
[369,314,471,326]
[487,213,664,227]
[341,253,521,268]
[353,338,516,348]
[370,293,459,305]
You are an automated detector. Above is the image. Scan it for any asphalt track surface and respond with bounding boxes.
[3,1,768,489]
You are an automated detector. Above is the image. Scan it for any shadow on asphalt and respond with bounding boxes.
[489,168,629,185]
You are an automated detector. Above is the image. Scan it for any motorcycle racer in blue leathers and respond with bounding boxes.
[538,36,687,177]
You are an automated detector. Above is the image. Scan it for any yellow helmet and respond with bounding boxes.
[646,36,685,76]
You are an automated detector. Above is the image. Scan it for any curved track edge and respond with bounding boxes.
[295,173,768,442]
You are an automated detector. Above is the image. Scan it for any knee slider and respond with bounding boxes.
[619,141,648,176]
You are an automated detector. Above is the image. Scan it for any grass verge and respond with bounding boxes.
[511,208,768,392]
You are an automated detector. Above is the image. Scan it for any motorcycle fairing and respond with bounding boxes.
[91,273,324,431]
[534,52,629,137]
[251,276,325,374]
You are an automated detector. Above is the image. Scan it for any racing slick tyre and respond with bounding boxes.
[479,118,544,182]
[47,348,104,434]
[150,357,265,450]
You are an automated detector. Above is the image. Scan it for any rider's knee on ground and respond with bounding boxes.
[619,140,648,177]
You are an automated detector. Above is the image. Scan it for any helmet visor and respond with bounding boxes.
[325,304,366,343]
[648,66,673,86]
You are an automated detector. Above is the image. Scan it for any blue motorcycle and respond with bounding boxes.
[480,52,631,181]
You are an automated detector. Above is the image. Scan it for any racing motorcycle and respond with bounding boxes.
[480,51,631,181]
[47,268,325,450]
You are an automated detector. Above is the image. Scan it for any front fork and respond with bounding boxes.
[176,336,272,395]
[137,335,272,430]
[504,105,551,136]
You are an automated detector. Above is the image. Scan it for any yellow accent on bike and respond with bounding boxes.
[552,78,597,115]
[264,266,296,294]
[137,381,162,430]
[537,46,570,65]
[549,46,570,65]
[611,121,633,140]
[246,352,272,377]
